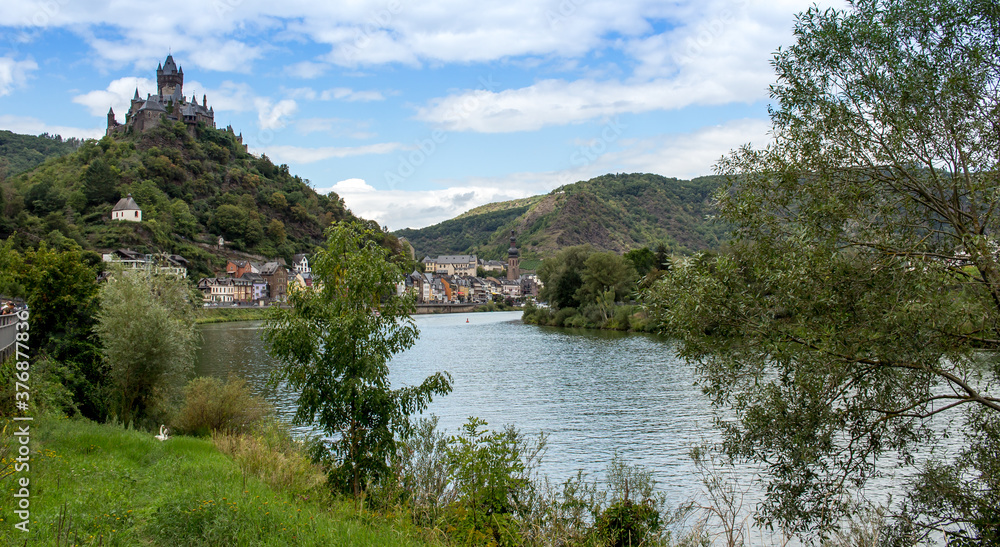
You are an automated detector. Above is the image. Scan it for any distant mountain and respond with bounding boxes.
[0,130,81,177]
[0,123,392,278]
[396,173,728,262]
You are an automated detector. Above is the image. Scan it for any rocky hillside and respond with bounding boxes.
[396,173,728,261]
[0,123,392,277]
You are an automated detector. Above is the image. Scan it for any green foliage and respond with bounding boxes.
[595,500,661,547]
[647,0,1000,539]
[0,239,105,418]
[96,271,197,426]
[82,157,119,206]
[443,417,529,546]
[174,375,271,436]
[538,245,592,309]
[264,220,452,498]
[0,130,79,177]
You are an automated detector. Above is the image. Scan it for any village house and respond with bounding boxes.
[260,262,288,302]
[102,249,188,277]
[231,277,253,303]
[241,272,268,302]
[422,255,477,277]
[479,259,505,273]
[292,254,311,275]
[111,194,142,222]
[197,277,235,303]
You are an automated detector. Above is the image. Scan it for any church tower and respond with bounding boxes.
[156,54,183,98]
[507,230,520,281]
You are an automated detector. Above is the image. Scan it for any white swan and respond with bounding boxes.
[155,425,170,441]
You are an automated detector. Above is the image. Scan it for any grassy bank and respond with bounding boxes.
[0,416,433,546]
[195,307,272,324]
[521,303,658,333]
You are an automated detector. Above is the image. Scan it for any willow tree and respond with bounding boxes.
[264,220,452,498]
[648,0,1000,542]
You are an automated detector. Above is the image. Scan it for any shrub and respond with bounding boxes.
[595,499,662,546]
[174,375,270,436]
[212,420,327,500]
[552,307,578,327]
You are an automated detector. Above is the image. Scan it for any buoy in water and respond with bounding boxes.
[466,318,470,323]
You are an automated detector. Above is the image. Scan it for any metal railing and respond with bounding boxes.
[0,313,17,362]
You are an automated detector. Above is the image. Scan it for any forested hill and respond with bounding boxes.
[396,173,728,261]
[0,130,82,177]
[0,123,388,277]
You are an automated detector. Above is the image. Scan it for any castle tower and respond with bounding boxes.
[507,230,520,281]
[156,54,183,98]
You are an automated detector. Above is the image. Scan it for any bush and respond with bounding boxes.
[595,499,662,546]
[212,420,327,500]
[174,375,270,436]
[552,307,578,327]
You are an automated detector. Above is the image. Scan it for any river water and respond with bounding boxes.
[195,311,725,506]
[195,310,970,543]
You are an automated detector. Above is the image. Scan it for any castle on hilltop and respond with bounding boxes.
[106,54,237,142]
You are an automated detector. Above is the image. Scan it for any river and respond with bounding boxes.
[196,310,968,544]
[195,311,724,506]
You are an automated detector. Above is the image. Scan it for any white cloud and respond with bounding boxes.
[285,60,328,79]
[610,118,772,178]
[319,87,385,102]
[415,76,766,133]
[330,178,376,193]
[315,178,533,231]
[72,76,155,119]
[0,57,38,97]
[314,118,774,230]
[254,98,298,130]
[260,142,406,163]
[0,114,104,140]
[296,117,375,139]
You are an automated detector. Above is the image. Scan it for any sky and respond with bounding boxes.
[0,0,842,230]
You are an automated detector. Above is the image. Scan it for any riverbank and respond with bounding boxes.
[520,302,657,333]
[0,416,434,546]
[195,307,271,324]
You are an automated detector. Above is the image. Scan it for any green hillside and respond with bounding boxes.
[0,130,81,177]
[397,173,728,261]
[0,123,390,277]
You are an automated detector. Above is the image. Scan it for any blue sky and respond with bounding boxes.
[0,0,840,230]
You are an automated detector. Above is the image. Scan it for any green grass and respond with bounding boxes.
[195,307,272,324]
[0,416,433,546]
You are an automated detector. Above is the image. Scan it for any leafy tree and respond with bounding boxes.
[624,247,656,278]
[538,245,593,309]
[95,271,197,425]
[264,220,452,498]
[579,251,635,305]
[82,158,119,206]
[267,218,286,244]
[648,0,1000,541]
[213,203,248,240]
[0,240,105,418]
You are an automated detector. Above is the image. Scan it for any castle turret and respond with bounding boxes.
[106,106,119,136]
[157,54,183,98]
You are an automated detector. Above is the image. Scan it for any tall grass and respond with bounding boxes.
[0,415,433,546]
